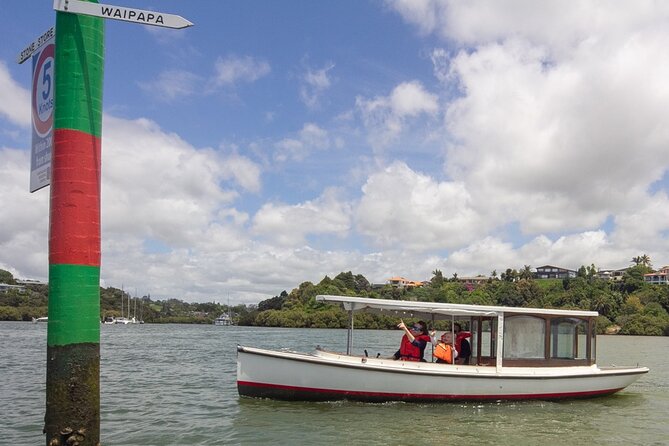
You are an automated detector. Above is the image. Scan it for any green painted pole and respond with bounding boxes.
[45,3,104,445]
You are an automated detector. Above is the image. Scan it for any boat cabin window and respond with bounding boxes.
[503,316,545,359]
[473,319,496,356]
[550,318,588,360]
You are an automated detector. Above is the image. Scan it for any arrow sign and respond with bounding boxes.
[53,0,193,29]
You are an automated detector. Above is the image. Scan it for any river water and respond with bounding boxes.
[1,322,667,445]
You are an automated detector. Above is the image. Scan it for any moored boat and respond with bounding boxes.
[113,316,137,325]
[32,316,48,323]
[214,314,233,326]
[237,295,649,403]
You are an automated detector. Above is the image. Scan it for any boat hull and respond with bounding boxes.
[237,346,648,403]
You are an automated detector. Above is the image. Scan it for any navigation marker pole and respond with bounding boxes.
[45,3,104,445]
[43,1,192,445]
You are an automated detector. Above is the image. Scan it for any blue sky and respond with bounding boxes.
[2,1,669,304]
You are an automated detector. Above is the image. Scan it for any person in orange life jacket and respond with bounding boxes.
[431,331,458,364]
[393,320,431,362]
[453,323,471,365]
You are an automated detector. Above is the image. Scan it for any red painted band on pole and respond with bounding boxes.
[49,128,101,266]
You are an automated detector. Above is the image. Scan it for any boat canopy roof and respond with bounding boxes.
[315,295,599,320]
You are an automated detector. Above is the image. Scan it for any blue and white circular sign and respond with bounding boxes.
[32,43,55,137]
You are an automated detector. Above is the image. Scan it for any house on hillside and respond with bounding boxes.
[644,266,669,285]
[597,268,628,281]
[456,275,488,290]
[0,283,26,293]
[16,278,47,286]
[387,277,424,289]
[534,265,577,279]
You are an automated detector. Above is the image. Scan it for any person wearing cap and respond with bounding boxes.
[393,319,431,362]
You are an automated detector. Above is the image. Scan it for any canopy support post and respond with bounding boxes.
[430,314,435,361]
[496,313,504,372]
[346,310,354,355]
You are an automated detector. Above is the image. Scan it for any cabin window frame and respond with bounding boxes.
[495,314,595,367]
[502,315,546,360]
[549,317,589,360]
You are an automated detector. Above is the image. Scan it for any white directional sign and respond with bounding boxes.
[53,0,193,29]
[17,27,55,65]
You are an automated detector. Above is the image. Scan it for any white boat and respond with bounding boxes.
[237,295,649,403]
[32,316,48,323]
[214,314,233,326]
[113,316,137,325]
[215,297,234,326]
[113,287,139,324]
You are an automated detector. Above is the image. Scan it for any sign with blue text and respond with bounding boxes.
[30,32,55,192]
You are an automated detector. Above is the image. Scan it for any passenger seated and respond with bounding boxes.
[454,323,471,364]
[432,331,458,364]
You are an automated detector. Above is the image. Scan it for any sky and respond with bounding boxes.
[2,0,669,305]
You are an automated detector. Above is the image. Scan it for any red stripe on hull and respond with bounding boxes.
[49,128,101,266]
[238,380,623,402]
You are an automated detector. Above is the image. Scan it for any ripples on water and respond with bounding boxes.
[1,323,668,445]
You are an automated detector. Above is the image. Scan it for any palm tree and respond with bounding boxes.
[631,255,652,268]
[431,269,444,287]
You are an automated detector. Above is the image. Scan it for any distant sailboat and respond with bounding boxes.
[213,314,232,326]
[214,297,234,326]
[114,286,137,324]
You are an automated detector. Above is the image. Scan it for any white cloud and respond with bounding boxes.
[444,231,622,276]
[213,55,271,86]
[219,153,262,193]
[356,162,485,250]
[430,48,452,84]
[611,192,669,255]
[378,0,669,275]
[387,0,669,54]
[141,55,270,101]
[356,81,438,148]
[385,0,441,36]
[0,62,30,127]
[252,188,352,246]
[443,32,669,234]
[102,116,238,246]
[0,147,49,276]
[139,70,202,101]
[274,123,330,162]
[300,62,335,109]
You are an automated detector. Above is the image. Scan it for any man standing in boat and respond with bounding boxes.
[393,320,431,361]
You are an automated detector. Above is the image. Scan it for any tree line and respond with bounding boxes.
[241,265,669,336]
[0,269,235,324]
[2,259,669,335]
